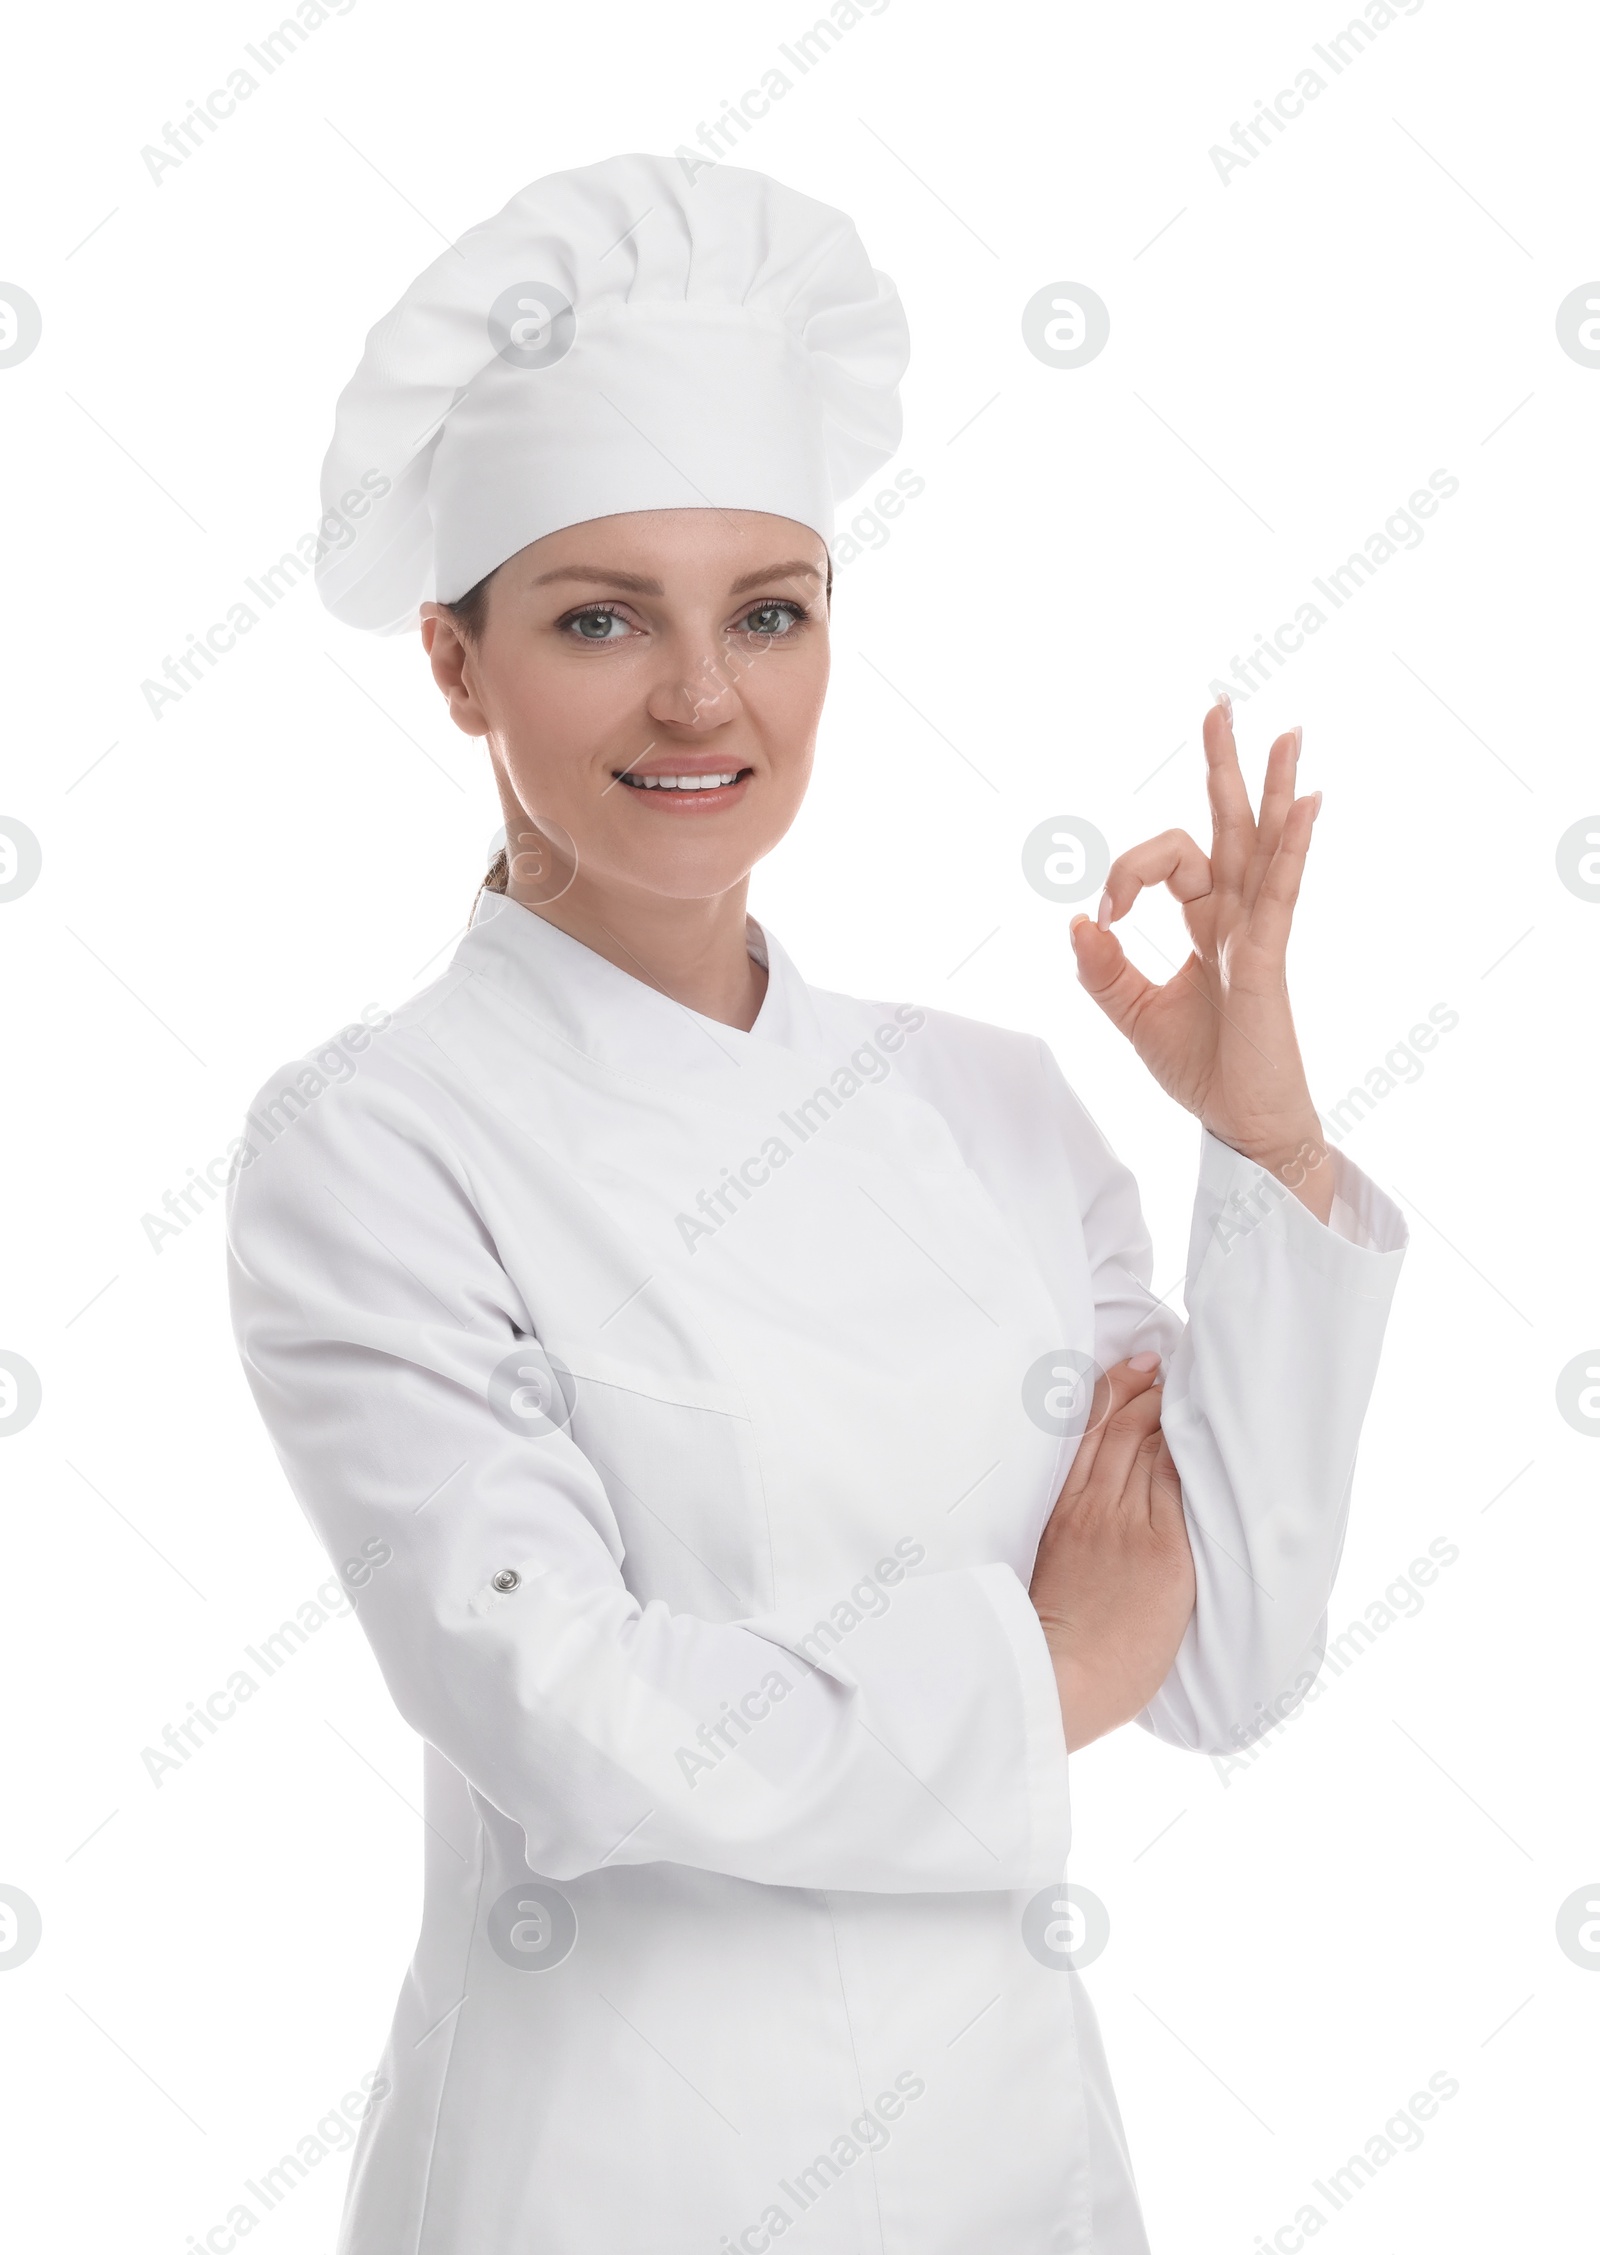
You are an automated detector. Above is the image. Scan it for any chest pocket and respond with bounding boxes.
[542,1337,774,1622]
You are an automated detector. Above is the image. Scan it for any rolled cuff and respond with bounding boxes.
[1187,1127,1409,1303]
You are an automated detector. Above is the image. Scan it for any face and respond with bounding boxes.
[421,508,831,911]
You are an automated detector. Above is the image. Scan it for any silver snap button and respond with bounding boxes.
[491,1568,521,1593]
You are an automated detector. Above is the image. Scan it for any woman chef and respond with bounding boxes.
[225,152,1407,2255]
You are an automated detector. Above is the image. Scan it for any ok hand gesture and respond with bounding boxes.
[1069,700,1332,1216]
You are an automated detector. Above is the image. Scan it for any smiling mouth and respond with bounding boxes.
[614,767,752,792]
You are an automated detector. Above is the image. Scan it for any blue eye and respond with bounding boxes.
[564,606,630,641]
[741,601,807,636]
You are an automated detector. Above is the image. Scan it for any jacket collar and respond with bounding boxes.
[457,889,830,1076]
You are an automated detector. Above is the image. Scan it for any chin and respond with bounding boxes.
[609,843,766,901]
[579,816,773,895]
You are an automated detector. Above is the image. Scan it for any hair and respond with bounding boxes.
[452,545,834,917]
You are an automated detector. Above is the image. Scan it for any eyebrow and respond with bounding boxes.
[530,560,824,597]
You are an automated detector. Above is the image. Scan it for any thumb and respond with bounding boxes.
[1069,914,1153,1031]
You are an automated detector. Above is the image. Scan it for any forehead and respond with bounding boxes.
[508,509,829,594]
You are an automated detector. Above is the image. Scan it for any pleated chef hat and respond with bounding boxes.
[316,152,910,634]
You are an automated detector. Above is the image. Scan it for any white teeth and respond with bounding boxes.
[620,771,742,791]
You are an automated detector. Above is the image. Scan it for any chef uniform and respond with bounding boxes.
[226,153,1408,2254]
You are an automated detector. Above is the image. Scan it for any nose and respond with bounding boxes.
[645,645,741,732]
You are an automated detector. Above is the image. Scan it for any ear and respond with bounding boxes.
[420,604,490,737]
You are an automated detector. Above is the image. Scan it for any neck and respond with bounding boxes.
[510,868,767,1032]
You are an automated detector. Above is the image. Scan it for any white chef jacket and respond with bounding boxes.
[225,891,1407,2255]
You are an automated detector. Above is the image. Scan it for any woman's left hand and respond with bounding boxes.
[1069,699,1332,1210]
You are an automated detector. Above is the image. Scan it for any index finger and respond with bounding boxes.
[1099,827,1211,926]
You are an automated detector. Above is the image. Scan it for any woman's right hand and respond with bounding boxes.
[1028,1354,1197,1752]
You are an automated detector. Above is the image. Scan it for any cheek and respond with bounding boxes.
[490,654,634,811]
[742,642,829,771]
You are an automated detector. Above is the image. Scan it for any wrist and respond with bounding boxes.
[1217,1118,1337,1221]
[1222,1110,1324,1176]
[1054,1653,1113,1755]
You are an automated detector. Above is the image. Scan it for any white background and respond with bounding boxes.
[2,1,1596,2248]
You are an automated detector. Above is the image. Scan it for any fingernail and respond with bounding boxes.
[1290,724,1303,754]
[1096,890,1112,931]
[1128,1350,1160,1371]
[1213,691,1233,723]
[1070,913,1089,938]
[1310,789,1323,818]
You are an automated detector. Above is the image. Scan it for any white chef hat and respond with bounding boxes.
[316,152,910,634]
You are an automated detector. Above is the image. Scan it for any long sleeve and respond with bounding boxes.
[225,1066,1071,1894]
[1034,1042,1408,1755]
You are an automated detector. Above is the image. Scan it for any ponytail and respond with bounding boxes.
[473,847,510,922]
